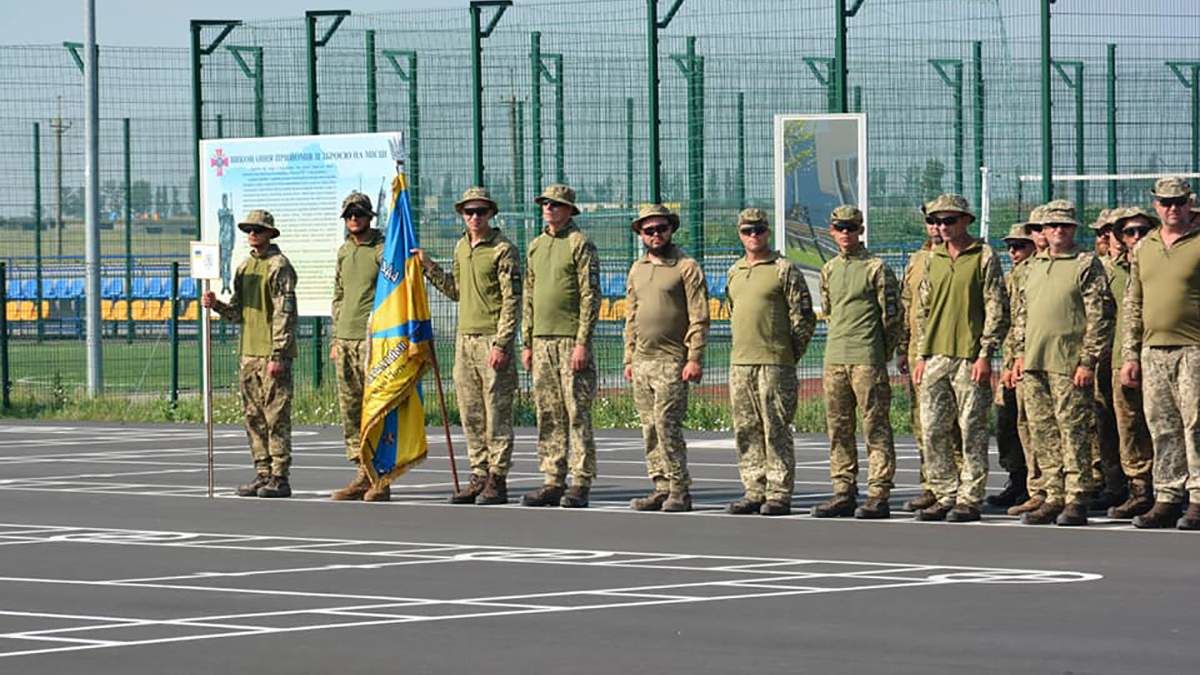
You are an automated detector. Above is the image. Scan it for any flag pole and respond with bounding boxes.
[426,344,460,493]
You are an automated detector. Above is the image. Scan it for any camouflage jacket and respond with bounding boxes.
[426,228,522,352]
[212,244,298,362]
[1000,258,1031,371]
[1011,248,1114,373]
[521,221,601,348]
[915,239,1008,361]
[896,240,932,362]
[623,244,710,365]
[819,244,903,366]
[726,252,816,365]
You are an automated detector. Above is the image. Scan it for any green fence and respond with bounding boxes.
[2,0,1199,416]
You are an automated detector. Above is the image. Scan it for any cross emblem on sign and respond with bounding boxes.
[209,149,230,177]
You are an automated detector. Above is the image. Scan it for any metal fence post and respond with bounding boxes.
[366,30,377,133]
[1052,60,1084,210]
[1,262,10,410]
[192,20,241,242]
[736,92,746,209]
[124,118,134,343]
[382,49,421,229]
[470,1,512,186]
[834,0,866,114]
[1106,44,1117,208]
[33,122,44,342]
[930,58,964,194]
[312,316,322,389]
[227,45,265,137]
[973,41,985,213]
[1040,0,1053,202]
[170,261,179,404]
[626,96,636,263]
[673,36,704,261]
[530,32,543,192]
[305,10,350,135]
[647,0,684,203]
[1166,61,1200,173]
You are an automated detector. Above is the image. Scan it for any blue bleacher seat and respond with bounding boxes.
[5,280,20,300]
[148,277,170,299]
[131,277,151,299]
[102,277,124,299]
[19,279,37,300]
[51,278,71,299]
[706,272,728,298]
[68,279,85,299]
[599,272,625,298]
[179,278,197,298]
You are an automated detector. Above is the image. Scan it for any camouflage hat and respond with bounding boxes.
[1032,199,1080,227]
[1088,208,1114,231]
[534,183,580,215]
[1111,205,1160,229]
[340,191,377,218]
[454,186,499,214]
[631,203,680,233]
[1001,223,1034,244]
[737,207,769,225]
[1150,176,1192,199]
[829,204,863,227]
[237,209,279,238]
[923,193,976,221]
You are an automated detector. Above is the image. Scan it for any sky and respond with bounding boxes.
[0,0,488,47]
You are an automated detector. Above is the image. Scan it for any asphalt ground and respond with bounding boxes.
[0,421,1196,673]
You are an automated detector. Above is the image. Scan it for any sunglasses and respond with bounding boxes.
[1122,225,1154,237]
[462,207,492,217]
[1025,224,1044,233]
[739,225,768,237]
[542,201,567,210]
[640,225,670,237]
[925,215,960,226]
[244,225,270,235]
[343,210,371,220]
[831,222,860,232]
[1042,222,1076,229]
[1157,196,1190,208]
[1006,242,1033,251]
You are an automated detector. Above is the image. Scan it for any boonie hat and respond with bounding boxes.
[631,203,680,233]
[534,183,580,215]
[238,209,280,238]
[454,186,499,214]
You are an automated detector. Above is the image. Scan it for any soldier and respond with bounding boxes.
[897,211,961,511]
[814,205,901,519]
[414,187,522,505]
[1104,206,1157,519]
[989,223,1034,509]
[1121,177,1200,529]
[725,208,816,516]
[520,184,600,508]
[1012,201,1114,526]
[1086,209,1128,512]
[624,203,710,512]
[201,209,297,498]
[329,192,386,502]
[912,194,1008,522]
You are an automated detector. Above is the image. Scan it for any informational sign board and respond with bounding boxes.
[773,114,868,257]
[189,241,220,280]
[199,132,401,316]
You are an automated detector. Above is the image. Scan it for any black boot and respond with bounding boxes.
[985,471,1028,508]
[236,473,270,497]
[256,475,291,498]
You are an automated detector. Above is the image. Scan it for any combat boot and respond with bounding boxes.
[914,502,953,521]
[256,475,292,498]
[521,485,564,507]
[811,494,856,518]
[1088,487,1128,512]
[236,473,271,497]
[726,496,764,515]
[1007,494,1045,516]
[759,500,791,516]
[1132,502,1184,529]
[330,463,370,501]
[1020,500,1063,525]
[630,490,669,511]
[903,491,937,511]
[475,473,508,505]
[854,497,891,520]
[1176,503,1200,530]
[946,503,981,523]
[450,473,488,504]
[661,490,692,512]
[1108,481,1153,519]
[363,482,390,502]
[1056,500,1088,526]
[559,485,590,508]
[985,471,1028,508]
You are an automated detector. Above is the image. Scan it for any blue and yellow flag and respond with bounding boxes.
[359,172,432,487]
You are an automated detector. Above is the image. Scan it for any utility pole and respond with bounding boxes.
[51,96,71,259]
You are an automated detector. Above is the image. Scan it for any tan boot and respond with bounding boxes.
[903,491,937,511]
[1007,494,1045,516]
[661,490,692,512]
[363,482,391,502]
[450,473,488,504]
[475,473,508,505]
[1108,480,1153,519]
[630,490,669,511]
[331,463,371,501]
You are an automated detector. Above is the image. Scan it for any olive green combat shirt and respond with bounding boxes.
[521,221,600,347]
[212,244,298,361]
[820,244,902,367]
[426,228,522,352]
[331,229,383,340]
[1106,254,1131,371]
[1011,247,1114,375]
[623,244,710,365]
[915,239,1009,361]
[1000,259,1031,371]
[726,252,816,366]
[1122,226,1200,363]
[897,241,932,363]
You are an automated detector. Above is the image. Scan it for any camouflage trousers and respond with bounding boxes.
[239,356,292,477]
[632,357,690,492]
[918,355,991,507]
[909,373,961,491]
[730,364,797,503]
[531,337,597,487]
[1142,345,1200,503]
[993,383,1027,474]
[1091,360,1125,493]
[823,364,895,498]
[1111,369,1153,488]
[454,333,517,477]
[1022,370,1095,504]
[332,338,368,462]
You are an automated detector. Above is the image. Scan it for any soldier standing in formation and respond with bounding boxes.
[913,194,1008,522]
[814,205,901,519]
[725,208,815,516]
[521,184,601,508]
[1103,206,1157,519]
[329,192,386,502]
[1087,209,1129,512]
[989,222,1034,510]
[1011,201,1114,526]
[624,203,710,512]
[202,209,298,498]
[1121,177,1200,529]
[416,187,522,506]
